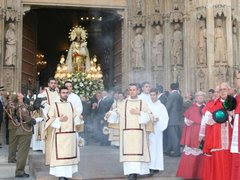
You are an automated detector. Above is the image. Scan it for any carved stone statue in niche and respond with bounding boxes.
[136,0,142,15]
[214,18,227,63]
[152,25,164,67]
[131,27,145,69]
[172,23,183,65]
[232,26,238,65]
[4,23,16,66]
[198,19,207,65]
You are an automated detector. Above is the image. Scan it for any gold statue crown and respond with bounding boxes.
[68,25,88,42]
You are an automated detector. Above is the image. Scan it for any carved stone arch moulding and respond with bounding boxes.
[170,11,183,24]
[196,6,206,20]
[150,13,164,26]
[214,4,227,18]
[131,15,146,28]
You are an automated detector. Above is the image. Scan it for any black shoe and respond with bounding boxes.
[58,177,65,180]
[8,159,17,163]
[15,173,30,178]
[128,174,137,180]
[149,169,155,176]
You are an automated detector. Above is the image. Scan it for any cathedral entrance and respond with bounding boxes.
[22,6,122,93]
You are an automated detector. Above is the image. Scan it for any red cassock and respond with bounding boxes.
[177,103,204,179]
[231,95,240,180]
[203,98,232,180]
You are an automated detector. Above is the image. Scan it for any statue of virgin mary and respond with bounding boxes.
[65,26,90,73]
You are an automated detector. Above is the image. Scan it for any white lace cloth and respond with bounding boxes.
[183,146,203,156]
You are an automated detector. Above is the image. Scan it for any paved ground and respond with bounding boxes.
[0,122,181,180]
[0,144,181,180]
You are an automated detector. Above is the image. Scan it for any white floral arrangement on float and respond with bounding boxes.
[58,72,104,100]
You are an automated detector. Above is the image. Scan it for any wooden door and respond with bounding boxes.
[22,12,37,92]
[113,20,122,91]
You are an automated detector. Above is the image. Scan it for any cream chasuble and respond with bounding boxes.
[45,100,82,178]
[40,88,59,165]
[107,98,153,175]
[148,100,169,171]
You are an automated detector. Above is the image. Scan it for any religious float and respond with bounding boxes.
[55,26,104,99]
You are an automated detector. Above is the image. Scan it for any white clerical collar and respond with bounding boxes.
[171,90,178,93]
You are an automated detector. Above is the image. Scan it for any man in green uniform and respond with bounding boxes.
[7,93,19,163]
[15,92,35,178]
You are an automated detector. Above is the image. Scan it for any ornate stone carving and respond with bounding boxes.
[172,65,184,86]
[232,9,239,23]
[136,0,142,15]
[4,22,17,66]
[152,25,164,68]
[213,4,227,18]
[196,6,207,20]
[0,7,4,19]
[214,65,229,85]
[150,14,163,26]
[3,68,14,91]
[131,16,146,28]
[154,0,161,13]
[197,19,207,65]
[196,68,207,91]
[214,18,227,64]
[232,25,238,66]
[5,0,21,21]
[171,23,183,66]
[131,27,144,69]
[170,10,183,23]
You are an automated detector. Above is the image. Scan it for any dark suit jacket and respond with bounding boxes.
[158,94,168,106]
[96,97,114,120]
[166,91,183,126]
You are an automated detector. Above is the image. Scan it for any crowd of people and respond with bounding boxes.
[1,73,240,180]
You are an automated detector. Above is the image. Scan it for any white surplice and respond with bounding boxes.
[68,92,83,114]
[138,93,151,105]
[31,117,45,151]
[148,100,169,170]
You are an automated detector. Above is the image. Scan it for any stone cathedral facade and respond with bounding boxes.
[0,0,240,94]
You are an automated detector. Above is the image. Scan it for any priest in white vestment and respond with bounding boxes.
[138,81,151,105]
[45,87,82,180]
[65,81,83,161]
[105,83,153,180]
[148,88,169,175]
[41,78,59,165]
[31,110,45,151]
[107,92,125,147]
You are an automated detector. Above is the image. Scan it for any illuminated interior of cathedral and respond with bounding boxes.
[23,7,121,90]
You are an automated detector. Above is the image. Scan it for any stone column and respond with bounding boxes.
[0,1,4,86]
[2,0,23,92]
